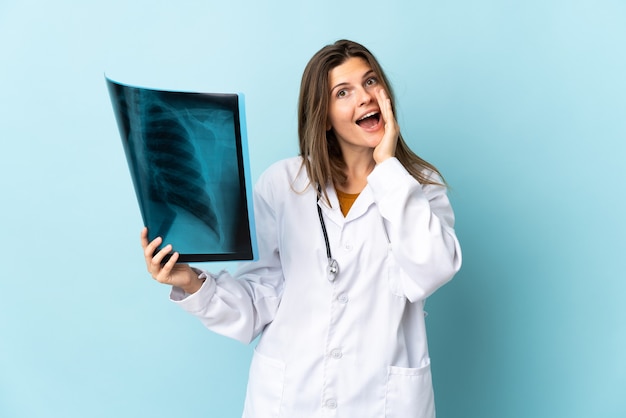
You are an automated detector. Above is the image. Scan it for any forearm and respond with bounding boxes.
[170,268,283,344]
[368,158,462,300]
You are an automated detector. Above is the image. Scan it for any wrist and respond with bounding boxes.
[181,271,206,294]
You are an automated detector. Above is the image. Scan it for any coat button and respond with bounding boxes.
[330,348,343,359]
[337,293,349,304]
[325,398,338,409]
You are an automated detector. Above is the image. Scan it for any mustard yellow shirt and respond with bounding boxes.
[336,189,360,217]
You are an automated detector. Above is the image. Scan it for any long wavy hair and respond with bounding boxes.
[298,39,445,204]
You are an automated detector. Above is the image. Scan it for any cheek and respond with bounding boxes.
[328,103,351,125]
[327,106,341,131]
[328,115,351,134]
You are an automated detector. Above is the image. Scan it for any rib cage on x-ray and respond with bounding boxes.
[107,78,252,260]
[142,102,219,241]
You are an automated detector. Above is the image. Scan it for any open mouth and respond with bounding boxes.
[356,112,381,129]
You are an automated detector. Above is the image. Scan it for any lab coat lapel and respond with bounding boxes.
[318,184,344,227]
[344,185,374,222]
[318,184,375,225]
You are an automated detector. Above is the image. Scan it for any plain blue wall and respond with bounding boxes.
[1,1,624,417]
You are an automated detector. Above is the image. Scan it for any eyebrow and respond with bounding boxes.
[330,69,377,93]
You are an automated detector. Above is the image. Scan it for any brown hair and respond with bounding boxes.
[297,39,445,203]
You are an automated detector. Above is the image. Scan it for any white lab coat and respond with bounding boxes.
[171,156,462,417]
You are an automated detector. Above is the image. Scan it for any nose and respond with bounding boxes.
[357,86,373,106]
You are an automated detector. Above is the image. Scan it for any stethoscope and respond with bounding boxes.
[317,185,339,282]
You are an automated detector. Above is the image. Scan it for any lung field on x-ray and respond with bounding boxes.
[144,103,219,239]
[127,89,243,255]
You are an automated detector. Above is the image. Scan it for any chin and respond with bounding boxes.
[365,135,384,148]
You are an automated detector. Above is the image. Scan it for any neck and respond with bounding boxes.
[336,150,375,194]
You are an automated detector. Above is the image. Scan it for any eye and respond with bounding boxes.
[336,89,347,98]
[365,77,378,86]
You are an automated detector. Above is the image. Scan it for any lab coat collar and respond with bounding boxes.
[318,183,375,226]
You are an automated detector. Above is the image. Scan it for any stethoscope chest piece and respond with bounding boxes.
[327,258,339,282]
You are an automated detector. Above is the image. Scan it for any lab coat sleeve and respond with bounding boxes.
[367,157,462,302]
[169,177,285,344]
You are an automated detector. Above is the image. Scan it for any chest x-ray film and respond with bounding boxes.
[106,77,257,262]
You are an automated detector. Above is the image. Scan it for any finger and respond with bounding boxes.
[380,91,399,137]
[376,89,387,113]
[151,244,173,267]
[377,89,395,126]
[140,227,149,248]
[373,89,399,163]
[144,236,163,259]
[148,244,172,277]
[146,240,168,269]
[156,251,180,284]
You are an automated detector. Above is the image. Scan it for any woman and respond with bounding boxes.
[142,39,462,418]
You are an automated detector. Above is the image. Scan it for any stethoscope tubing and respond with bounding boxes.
[317,184,339,281]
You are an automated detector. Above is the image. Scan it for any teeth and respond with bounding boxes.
[358,112,378,121]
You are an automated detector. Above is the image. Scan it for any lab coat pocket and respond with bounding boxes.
[243,349,285,418]
[385,362,435,418]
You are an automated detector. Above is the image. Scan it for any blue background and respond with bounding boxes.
[1,1,624,417]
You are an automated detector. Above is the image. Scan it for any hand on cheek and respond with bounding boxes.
[373,89,399,164]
